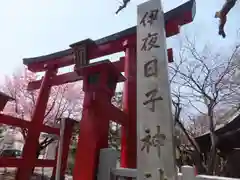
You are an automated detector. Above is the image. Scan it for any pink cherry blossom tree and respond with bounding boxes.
[1,66,83,156]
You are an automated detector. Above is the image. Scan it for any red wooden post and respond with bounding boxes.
[51,145,58,178]
[60,119,75,178]
[51,118,75,180]
[19,3,195,177]
[73,92,110,180]
[73,61,122,180]
[16,68,57,180]
[120,40,137,168]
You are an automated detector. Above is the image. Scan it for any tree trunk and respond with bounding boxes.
[175,119,206,173]
[207,106,218,175]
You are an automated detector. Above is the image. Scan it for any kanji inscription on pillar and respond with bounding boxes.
[140,126,166,159]
[137,0,176,180]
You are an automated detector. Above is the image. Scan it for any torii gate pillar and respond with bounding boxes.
[121,40,137,168]
[73,60,126,180]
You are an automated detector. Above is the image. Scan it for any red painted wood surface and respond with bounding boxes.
[27,43,173,72]
[73,61,124,180]
[51,119,75,179]
[27,49,172,91]
[15,69,57,180]
[0,158,55,167]
[0,114,59,135]
[73,96,110,180]
[11,2,195,179]
[120,41,137,168]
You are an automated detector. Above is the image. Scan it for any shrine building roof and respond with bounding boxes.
[195,109,240,153]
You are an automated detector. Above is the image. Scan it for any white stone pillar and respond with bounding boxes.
[137,0,177,179]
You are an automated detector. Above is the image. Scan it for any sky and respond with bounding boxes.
[0,0,239,82]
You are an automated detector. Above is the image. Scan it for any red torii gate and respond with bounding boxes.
[0,91,63,177]
[14,1,195,179]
